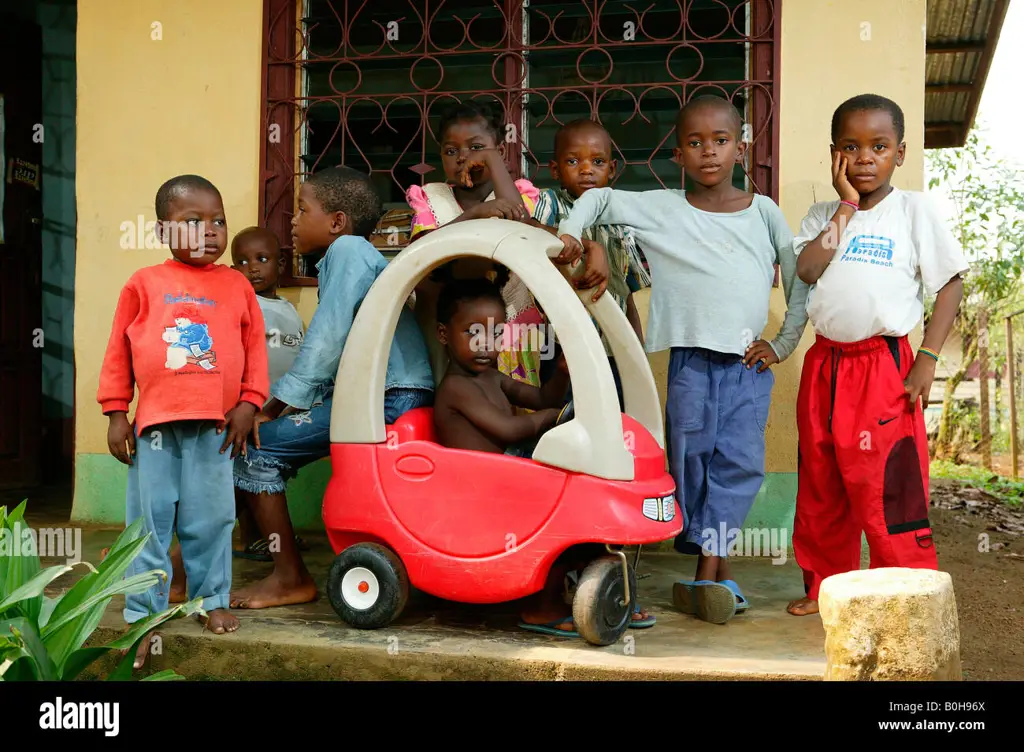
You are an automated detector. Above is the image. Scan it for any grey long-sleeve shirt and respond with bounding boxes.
[556,187,809,361]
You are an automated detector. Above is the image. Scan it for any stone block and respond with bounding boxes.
[819,567,961,681]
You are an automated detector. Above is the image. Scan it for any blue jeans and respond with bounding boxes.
[666,348,774,557]
[233,387,433,495]
[124,421,234,623]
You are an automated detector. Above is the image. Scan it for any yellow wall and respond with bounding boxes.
[631,0,928,473]
[766,0,927,470]
[75,0,268,456]
[73,0,927,517]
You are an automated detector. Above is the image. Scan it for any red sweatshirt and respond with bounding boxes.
[97,259,270,433]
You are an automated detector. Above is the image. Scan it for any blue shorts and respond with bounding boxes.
[233,387,433,495]
[666,348,774,557]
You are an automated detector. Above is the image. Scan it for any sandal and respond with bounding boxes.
[672,579,736,624]
[517,616,579,638]
[233,539,272,562]
[718,580,749,612]
[232,534,309,562]
[629,603,656,628]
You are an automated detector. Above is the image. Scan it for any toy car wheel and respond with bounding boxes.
[326,543,409,629]
[572,555,637,646]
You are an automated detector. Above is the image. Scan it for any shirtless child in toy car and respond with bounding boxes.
[433,276,570,458]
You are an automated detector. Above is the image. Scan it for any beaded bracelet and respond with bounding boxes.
[839,200,859,211]
[918,347,940,362]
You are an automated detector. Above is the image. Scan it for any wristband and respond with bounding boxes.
[918,347,940,362]
[839,200,859,211]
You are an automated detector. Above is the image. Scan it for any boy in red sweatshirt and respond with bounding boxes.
[97,175,269,665]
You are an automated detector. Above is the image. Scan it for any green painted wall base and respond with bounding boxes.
[73,455,802,549]
[73,453,331,530]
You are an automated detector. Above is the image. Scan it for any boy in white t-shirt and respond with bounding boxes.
[787,94,968,616]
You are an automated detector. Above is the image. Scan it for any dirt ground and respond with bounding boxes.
[928,478,1024,680]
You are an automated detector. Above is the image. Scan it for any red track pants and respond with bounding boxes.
[794,334,937,601]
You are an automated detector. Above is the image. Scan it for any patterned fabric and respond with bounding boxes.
[405,179,545,390]
[533,186,651,352]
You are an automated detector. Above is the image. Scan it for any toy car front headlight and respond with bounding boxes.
[642,494,676,522]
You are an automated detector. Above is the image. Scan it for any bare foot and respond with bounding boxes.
[199,608,239,634]
[632,606,653,623]
[787,597,819,616]
[169,582,187,604]
[125,631,159,669]
[229,572,318,609]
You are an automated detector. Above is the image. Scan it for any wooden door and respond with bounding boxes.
[0,12,44,489]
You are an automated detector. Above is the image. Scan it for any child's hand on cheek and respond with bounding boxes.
[831,151,860,205]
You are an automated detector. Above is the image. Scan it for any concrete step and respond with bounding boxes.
[38,522,825,681]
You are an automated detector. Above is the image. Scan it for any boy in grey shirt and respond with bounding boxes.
[557,96,809,624]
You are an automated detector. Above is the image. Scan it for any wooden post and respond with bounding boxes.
[979,310,991,469]
[1006,316,1018,479]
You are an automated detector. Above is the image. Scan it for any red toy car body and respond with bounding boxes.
[320,219,681,646]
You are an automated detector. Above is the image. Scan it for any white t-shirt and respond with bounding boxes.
[793,188,969,343]
[257,295,305,400]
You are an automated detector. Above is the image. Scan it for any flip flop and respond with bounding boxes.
[517,617,580,638]
[694,581,737,624]
[671,579,711,615]
[233,539,272,562]
[233,535,309,561]
[718,580,749,612]
[672,580,736,624]
[629,603,656,628]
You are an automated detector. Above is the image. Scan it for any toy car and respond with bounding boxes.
[321,219,681,646]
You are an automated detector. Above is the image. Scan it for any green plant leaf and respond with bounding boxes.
[100,597,204,652]
[0,503,43,624]
[62,596,204,681]
[141,669,185,681]
[0,617,57,681]
[41,569,166,674]
[0,655,39,681]
[40,522,153,669]
[0,564,73,617]
[3,500,28,527]
[39,595,59,628]
[44,520,149,629]
[59,646,110,682]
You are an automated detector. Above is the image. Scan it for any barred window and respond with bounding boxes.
[260,0,779,285]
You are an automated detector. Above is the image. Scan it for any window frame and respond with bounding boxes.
[259,0,781,287]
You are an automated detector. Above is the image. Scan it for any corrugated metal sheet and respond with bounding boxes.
[925,0,1005,147]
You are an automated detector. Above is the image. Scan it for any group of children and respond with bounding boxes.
[99,90,967,663]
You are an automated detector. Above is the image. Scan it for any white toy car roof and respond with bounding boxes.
[329,219,664,482]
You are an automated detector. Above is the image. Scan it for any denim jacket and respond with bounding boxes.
[270,235,434,409]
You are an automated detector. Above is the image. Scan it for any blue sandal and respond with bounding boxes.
[518,617,580,638]
[630,603,656,628]
[671,580,736,624]
[718,580,749,612]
